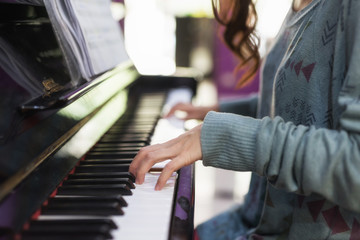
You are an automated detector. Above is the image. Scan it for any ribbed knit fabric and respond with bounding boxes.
[201,111,261,171]
[197,0,360,239]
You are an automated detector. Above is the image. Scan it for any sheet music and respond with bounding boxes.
[0,38,43,96]
[44,0,129,80]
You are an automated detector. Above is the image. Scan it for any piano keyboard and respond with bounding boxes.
[21,88,193,240]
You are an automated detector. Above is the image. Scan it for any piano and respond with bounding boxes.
[0,1,197,240]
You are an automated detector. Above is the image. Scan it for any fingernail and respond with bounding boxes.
[155,184,160,191]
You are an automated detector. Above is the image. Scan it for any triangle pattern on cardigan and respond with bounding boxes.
[307,199,326,221]
[302,62,316,82]
[350,218,360,240]
[322,206,350,235]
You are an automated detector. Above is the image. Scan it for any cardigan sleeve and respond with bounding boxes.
[219,94,258,118]
[201,113,360,213]
[201,0,360,213]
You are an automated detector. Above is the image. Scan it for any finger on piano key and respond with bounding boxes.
[129,143,174,185]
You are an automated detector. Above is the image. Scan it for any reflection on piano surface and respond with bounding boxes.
[0,1,197,239]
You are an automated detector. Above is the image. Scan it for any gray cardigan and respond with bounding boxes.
[199,0,360,239]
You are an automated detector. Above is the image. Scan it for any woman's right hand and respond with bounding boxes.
[164,103,219,120]
[129,124,203,190]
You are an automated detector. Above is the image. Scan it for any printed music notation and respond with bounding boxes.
[44,0,129,81]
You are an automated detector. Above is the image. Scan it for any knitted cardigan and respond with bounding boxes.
[198,0,360,239]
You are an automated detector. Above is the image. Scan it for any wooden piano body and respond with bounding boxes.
[0,1,197,239]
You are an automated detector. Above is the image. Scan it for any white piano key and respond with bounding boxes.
[111,172,177,240]
[111,88,193,239]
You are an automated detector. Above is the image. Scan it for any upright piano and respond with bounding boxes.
[0,1,197,239]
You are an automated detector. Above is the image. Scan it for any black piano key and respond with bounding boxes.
[89,146,141,152]
[85,152,137,159]
[57,184,132,196]
[111,119,158,126]
[108,126,154,132]
[137,101,163,106]
[67,172,135,182]
[135,111,161,116]
[97,138,149,144]
[48,195,128,207]
[25,220,116,239]
[103,132,151,137]
[126,121,156,125]
[107,126,154,132]
[41,201,124,216]
[80,159,133,164]
[100,136,150,142]
[0,228,14,240]
[137,104,163,108]
[104,131,148,136]
[87,149,140,155]
[62,178,135,189]
[110,121,157,127]
[139,93,165,98]
[22,232,109,240]
[131,113,160,117]
[112,119,157,124]
[28,219,117,230]
[75,164,130,173]
[121,120,157,124]
[102,133,151,138]
[93,142,146,148]
[110,132,152,137]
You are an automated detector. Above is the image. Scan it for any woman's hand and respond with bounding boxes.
[129,124,203,190]
[164,103,219,120]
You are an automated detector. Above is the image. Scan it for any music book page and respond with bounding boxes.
[44,0,129,81]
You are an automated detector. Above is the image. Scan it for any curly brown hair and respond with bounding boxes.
[212,0,260,88]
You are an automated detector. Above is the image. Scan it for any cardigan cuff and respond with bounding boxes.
[201,111,261,172]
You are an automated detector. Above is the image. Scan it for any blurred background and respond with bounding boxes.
[111,0,292,227]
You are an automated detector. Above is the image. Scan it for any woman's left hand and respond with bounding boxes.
[129,124,203,190]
